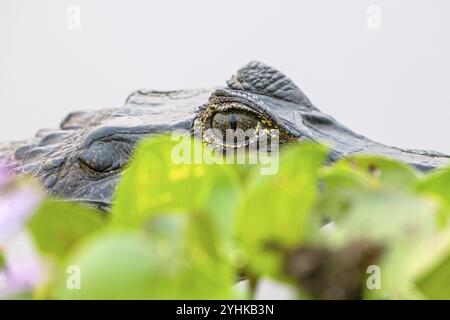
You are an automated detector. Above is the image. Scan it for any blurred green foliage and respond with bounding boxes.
[8,136,450,299]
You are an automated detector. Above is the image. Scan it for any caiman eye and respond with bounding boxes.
[195,99,285,149]
[78,141,130,173]
[211,110,259,133]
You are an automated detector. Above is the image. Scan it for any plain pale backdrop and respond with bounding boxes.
[1,0,449,153]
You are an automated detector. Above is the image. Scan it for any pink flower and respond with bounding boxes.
[0,232,46,297]
[0,165,13,189]
[0,166,45,297]
[0,183,43,243]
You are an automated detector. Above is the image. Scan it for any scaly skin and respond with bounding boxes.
[0,61,448,209]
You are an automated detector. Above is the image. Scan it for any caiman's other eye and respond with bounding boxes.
[211,110,259,133]
[78,140,131,173]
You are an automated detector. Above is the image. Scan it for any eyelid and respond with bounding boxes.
[215,103,260,115]
[78,140,130,173]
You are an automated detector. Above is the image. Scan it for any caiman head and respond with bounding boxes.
[1,61,448,209]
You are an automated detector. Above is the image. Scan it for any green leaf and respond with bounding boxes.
[54,230,171,299]
[416,167,450,227]
[0,251,5,269]
[28,199,105,259]
[112,136,241,238]
[416,237,450,299]
[325,191,436,244]
[144,213,236,299]
[315,164,372,221]
[334,155,420,189]
[313,157,450,299]
[417,167,450,202]
[321,190,440,299]
[236,142,327,278]
[314,155,422,226]
[54,214,235,299]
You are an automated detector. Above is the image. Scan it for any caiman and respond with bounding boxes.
[0,61,448,209]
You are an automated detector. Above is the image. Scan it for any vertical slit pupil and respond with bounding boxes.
[230,114,237,131]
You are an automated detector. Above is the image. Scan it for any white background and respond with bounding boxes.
[1,0,449,153]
